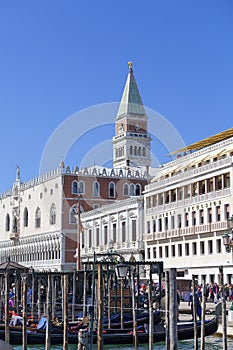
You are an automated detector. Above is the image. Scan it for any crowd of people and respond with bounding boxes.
[188,282,233,305]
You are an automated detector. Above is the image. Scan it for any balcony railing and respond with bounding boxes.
[147,157,232,191]
[143,220,228,241]
[146,188,231,215]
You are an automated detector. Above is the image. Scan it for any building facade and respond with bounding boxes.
[80,196,144,263]
[144,131,233,284]
[0,165,147,271]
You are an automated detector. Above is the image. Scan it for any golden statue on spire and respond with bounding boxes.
[128,61,133,69]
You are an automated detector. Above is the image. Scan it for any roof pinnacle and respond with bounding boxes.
[128,61,133,71]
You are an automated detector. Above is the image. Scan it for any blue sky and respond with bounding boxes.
[0,1,233,192]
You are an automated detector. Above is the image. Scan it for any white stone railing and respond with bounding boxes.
[147,156,232,191]
[146,188,231,215]
[143,220,229,242]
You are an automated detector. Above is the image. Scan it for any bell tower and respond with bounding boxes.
[113,62,151,173]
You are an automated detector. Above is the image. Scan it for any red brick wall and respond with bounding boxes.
[62,173,147,264]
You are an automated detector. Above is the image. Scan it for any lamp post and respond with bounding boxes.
[115,262,129,329]
[222,215,233,349]
[115,263,129,279]
[222,215,233,253]
[115,261,138,348]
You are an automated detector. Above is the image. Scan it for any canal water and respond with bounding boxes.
[12,335,231,350]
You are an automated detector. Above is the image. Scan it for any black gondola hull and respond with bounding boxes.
[0,315,218,345]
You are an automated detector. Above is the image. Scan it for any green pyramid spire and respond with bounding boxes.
[117,62,146,118]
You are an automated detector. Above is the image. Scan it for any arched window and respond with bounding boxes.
[138,147,141,156]
[135,184,141,196]
[134,146,137,156]
[78,181,85,194]
[69,204,84,224]
[23,207,28,227]
[109,182,115,198]
[50,203,56,225]
[70,205,77,224]
[130,184,135,196]
[130,146,133,155]
[123,183,129,196]
[93,181,100,197]
[5,214,10,231]
[142,147,146,156]
[13,216,17,233]
[35,208,41,228]
[72,180,78,194]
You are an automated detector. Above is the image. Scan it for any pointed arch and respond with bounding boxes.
[109,182,115,198]
[135,183,141,196]
[72,180,78,194]
[23,207,29,227]
[123,183,129,196]
[5,213,10,231]
[35,207,41,228]
[130,183,135,196]
[70,204,77,224]
[50,203,56,225]
[69,204,84,224]
[93,181,100,197]
[13,216,18,233]
[78,180,85,194]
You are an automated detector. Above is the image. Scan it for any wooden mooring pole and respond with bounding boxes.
[131,271,138,349]
[83,266,87,319]
[120,278,124,329]
[88,261,96,350]
[22,275,28,350]
[51,275,56,321]
[165,270,170,350]
[45,274,52,350]
[148,267,154,350]
[37,279,41,320]
[97,264,103,350]
[220,266,227,350]
[169,268,178,350]
[31,270,35,321]
[107,270,111,329]
[72,271,76,322]
[4,270,10,344]
[63,274,69,350]
[192,275,198,350]
[200,276,206,350]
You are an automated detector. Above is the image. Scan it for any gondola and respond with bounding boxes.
[0,315,218,345]
[103,310,161,328]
